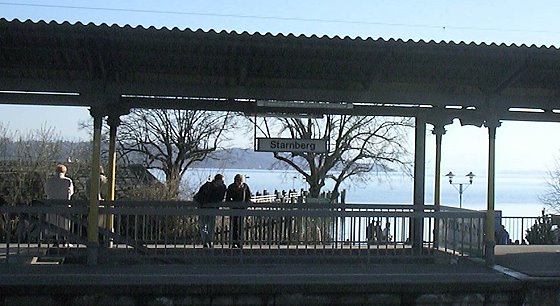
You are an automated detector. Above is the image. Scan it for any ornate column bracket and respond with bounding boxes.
[484,118,502,131]
[89,106,107,120]
[431,124,447,137]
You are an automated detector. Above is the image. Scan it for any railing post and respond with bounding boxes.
[521,218,524,244]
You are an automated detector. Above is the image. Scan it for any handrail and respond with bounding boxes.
[1,199,488,265]
[15,200,483,214]
[0,203,485,218]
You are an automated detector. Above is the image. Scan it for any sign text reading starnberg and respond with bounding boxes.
[256,138,328,153]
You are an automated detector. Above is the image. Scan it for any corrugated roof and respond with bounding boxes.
[2,18,560,124]
[5,18,558,49]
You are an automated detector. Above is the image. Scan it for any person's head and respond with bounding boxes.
[213,173,224,183]
[234,174,244,186]
[55,164,67,174]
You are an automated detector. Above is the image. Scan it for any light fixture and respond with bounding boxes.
[445,171,475,208]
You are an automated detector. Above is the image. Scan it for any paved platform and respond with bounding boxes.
[0,245,559,300]
[0,260,520,296]
[495,245,560,278]
[3,251,560,306]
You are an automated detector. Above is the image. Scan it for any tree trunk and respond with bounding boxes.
[308,184,321,198]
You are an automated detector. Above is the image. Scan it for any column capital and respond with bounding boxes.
[107,115,121,128]
[89,106,105,119]
[484,119,501,129]
[431,125,447,136]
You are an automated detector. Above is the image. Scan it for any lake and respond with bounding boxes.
[184,168,551,217]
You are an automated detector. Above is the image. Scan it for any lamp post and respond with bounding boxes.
[445,171,475,208]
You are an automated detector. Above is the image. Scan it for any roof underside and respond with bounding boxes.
[1,19,560,125]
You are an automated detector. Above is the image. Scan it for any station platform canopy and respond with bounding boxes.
[1,18,560,126]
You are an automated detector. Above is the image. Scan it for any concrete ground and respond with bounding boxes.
[495,245,560,278]
[0,246,558,301]
[0,261,535,306]
[0,261,520,298]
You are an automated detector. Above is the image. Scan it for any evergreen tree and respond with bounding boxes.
[525,209,556,245]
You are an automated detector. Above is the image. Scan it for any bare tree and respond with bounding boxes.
[15,125,64,164]
[540,156,560,213]
[252,115,413,199]
[0,124,91,205]
[115,109,236,198]
[0,123,9,160]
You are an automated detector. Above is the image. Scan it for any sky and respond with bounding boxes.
[2,0,560,178]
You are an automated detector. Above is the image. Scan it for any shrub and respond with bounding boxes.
[525,210,556,245]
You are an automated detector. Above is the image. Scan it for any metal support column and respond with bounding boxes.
[485,120,499,266]
[105,115,120,247]
[413,114,427,253]
[432,124,446,248]
[87,107,103,266]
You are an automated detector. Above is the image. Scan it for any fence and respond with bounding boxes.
[0,200,486,265]
[501,215,560,245]
[251,190,302,203]
[437,207,486,257]
[500,216,540,244]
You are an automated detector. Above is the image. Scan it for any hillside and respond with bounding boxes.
[191,148,282,170]
[1,140,382,171]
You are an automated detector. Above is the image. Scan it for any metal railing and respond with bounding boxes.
[500,216,555,245]
[436,206,486,257]
[0,201,486,265]
[251,191,301,203]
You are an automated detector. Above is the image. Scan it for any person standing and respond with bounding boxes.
[382,222,392,242]
[195,174,226,248]
[44,164,74,247]
[496,224,510,245]
[225,174,251,248]
[45,164,74,200]
[366,220,375,244]
[85,166,110,244]
[86,166,108,200]
[374,220,383,243]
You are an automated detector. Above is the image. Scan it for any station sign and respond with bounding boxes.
[256,138,328,153]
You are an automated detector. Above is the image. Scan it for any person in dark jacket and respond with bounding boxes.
[195,174,226,248]
[225,174,251,248]
[496,224,510,245]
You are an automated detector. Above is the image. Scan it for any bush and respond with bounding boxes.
[525,210,556,245]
